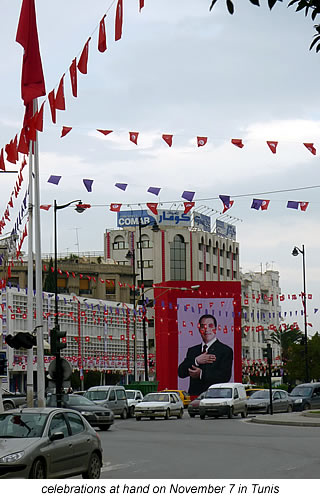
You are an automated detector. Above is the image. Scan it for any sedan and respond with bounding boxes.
[0,408,102,479]
[2,389,27,411]
[135,392,184,420]
[46,394,114,430]
[247,389,293,414]
[187,391,207,418]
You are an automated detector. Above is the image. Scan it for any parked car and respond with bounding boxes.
[245,388,264,398]
[1,389,27,411]
[187,391,207,418]
[289,382,320,411]
[247,389,293,414]
[0,407,102,479]
[161,389,191,408]
[125,390,143,417]
[135,392,184,420]
[46,394,114,430]
[84,385,128,419]
[199,383,248,419]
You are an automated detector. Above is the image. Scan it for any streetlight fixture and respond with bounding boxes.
[292,244,309,382]
[53,199,85,405]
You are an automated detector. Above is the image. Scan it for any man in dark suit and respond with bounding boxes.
[178,314,233,396]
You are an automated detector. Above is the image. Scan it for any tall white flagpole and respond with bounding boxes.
[33,98,45,407]
[26,144,34,407]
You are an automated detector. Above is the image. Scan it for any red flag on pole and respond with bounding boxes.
[16,0,46,108]
[98,16,107,52]
[115,0,123,41]
[55,74,66,110]
[69,58,78,97]
[48,90,56,124]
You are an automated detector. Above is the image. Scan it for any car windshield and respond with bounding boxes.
[47,394,94,407]
[85,390,109,401]
[143,393,170,402]
[249,390,269,399]
[290,387,313,397]
[125,391,135,399]
[0,413,48,438]
[206,388,232,398]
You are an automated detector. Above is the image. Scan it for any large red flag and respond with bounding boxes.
[16,0,46,106]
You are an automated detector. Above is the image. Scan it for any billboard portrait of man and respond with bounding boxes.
[178,312,233,396]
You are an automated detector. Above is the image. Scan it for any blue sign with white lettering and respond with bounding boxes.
[193,212,211,232]
[215,220,236,240]
[117,210,192,227]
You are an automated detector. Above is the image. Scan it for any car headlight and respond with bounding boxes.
[0,451,25,463]
[294,399,302,404]
[81,411,92,416]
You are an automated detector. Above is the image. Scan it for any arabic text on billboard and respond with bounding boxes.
[215,220,236,240]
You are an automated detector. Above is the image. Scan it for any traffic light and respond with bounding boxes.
[262,344,272,364]
[5,332,37,349]
[50,325,67,356]
[0,351,8,377]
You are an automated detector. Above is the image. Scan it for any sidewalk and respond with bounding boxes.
[249,411,320,427]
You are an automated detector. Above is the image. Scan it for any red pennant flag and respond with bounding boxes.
[5,141,17,164]
[261,200,270,211]
[61,126,72,138]
[39,204,51,211]
[16,0,46,106]
[129,132,139,145]
[197,136,207,147]
[55,74,66,110]
[78,38,91,74]
[303,142,316,155]
[98,15,107,52]
[110,203,122,212]
[222,200,234,213]
[34,101,44,131]
[266,141,278,154]
[231,138,244,148]
[18,128,29,155]
[299,202,309,212]
[147,203,158,215]
[139,0,145,11]
[69,58,78,98]
[97,129,113,136]
[162,134,173,147]
[13,135,19,162]
[0,149,5,171]
[115,0,123,41]
[184,202,195,214]
[48,90,56,124]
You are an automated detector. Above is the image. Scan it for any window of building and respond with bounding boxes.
[226,251,230,259]
[233,271,237,279]
[198,243,202,250]
[79,278,91,295]
[227,269,230,277]
[213,265,217,273]
[170,235,186,280]
[137,260,153,268]
[106,279,115,295]
[137,234,152,249]
[113,236,127,250]
[220,249,223,257]
[199,262,203,270]
[57,278,67,292]
[212,247,216,255]
[220,268,224,276]
[206,264,210,272]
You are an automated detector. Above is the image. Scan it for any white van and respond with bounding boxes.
[199,383,247,419]
[85,385,128,419]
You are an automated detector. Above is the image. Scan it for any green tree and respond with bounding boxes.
[209,0,320,53]
[269,324,304,363]
[308,332,320,381]
[43,258,56,293]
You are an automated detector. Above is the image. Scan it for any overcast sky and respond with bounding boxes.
[1,0,320,332]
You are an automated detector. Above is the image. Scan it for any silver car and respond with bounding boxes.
[0,408,103,479]
[135,392,184,420]
[247,389,293,414]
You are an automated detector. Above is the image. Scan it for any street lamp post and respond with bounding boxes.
[126,249,137,381]
[292,245,309,383]
[53,199,83,405]
[137,217,160,382]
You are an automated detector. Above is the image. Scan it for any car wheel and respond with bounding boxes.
[129,406,135,418]
[30,458,46,479]
[121,408,128,419]
[189,413,195,418]
[165,409,170,420]
[177,409,183,419]
[303,403,311,411]
[3,401,14,411]
[241,408,248,418]
[287,405,293,413]
[228,407,234,419]
[82,452,101,479]
[98,424,111,430]
[136,416,141,421]
[150,416,155,420]
[200,414,205,420]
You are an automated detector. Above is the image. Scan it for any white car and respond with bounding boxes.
[135,392,183,420]
[125,390,144,417]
